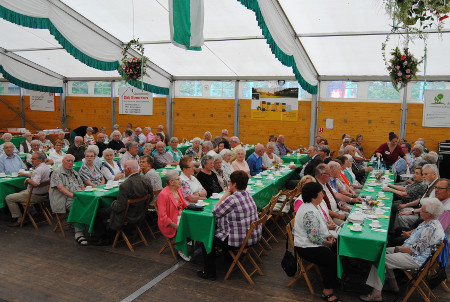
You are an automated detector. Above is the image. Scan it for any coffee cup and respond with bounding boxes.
[353,223,362,230]
[197,200,204,206]
[85,186,93,191]
[11,172,18,177]
[372,220,381,227]
[0,172,6,177]
[212,193,219,198]
[256,180,263,185]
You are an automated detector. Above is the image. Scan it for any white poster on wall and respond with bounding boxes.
[118,87,153,115]
[423,89,450,127]
[29,91,55,111]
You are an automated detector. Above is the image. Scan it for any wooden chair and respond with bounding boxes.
[153,200,177,260]
[271,189,294,238]
[224,214,268,285]
[401,240,446,302]
[112,194,150,252]
[259,190,282,250]
[53,212,71,238]
[143,189,162,239]
[285,219,321,294]
[19,180,52,229]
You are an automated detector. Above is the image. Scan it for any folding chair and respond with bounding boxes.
[224,214,268,285]
[153,200,177,260]
[143,189,162,239]
[400,240,446,302]
[271,189,294,238]
[112,194,150,252]
[52,212,73,238]
[19,180,52,229]
[285,219,321,294]
[259,190,282,250]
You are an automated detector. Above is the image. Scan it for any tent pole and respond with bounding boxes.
[166,81,174,138]
[309,82,320,146]
[234,80,240,137]
[399,83,408,139]
[111,81,116,131]
[61,81,68,129]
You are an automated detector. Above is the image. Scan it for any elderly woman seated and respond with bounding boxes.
[360,198,445,301]
[220,149,234,183]
[84,127,96,145]
[79,149,105,187]
[168,137,183,162]
[26,140,42,168]
[197,155,222,198]
[232,148,250,177]
[84,145,102,168]
[154,142,178,170]
[0,133,19,155]
[157,170,190,261]
[19,132,33,154]
[47,139,65,166]
[142,143,154,156]
[213,155,227,190]
[262,142,283,169]
[185,137,203,160]
[140,155,162,192]
[329,160,357,198]
[101,148,125,181]
[57,131,70,148]
[293,182,341,302]
[179,156,207,204]
[37,131,53,152]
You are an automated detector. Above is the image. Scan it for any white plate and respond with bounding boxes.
[210,194,222,199]
[366,214,378,219]
[369,223,382,228]
[195,202,205,207]
[368,183,377,187]
[254,175,262,179]
[350,227,363,232]
[84,189,93,192]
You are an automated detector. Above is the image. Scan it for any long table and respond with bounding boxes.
[174,166,298,257]
[281,153,309,166]
[0,137,26,148]
[337,172,395,284]
[0,176,27,208]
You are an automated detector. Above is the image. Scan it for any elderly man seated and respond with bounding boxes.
[302,145,323,177]
[344,145,373,184]
[108,130,126,154]
[394,164,440,229]
[19,132,33,154]
[229,136,243,162]
[202,141,216,157]
[5,151,51,227]
[119,142,140,166]
[37,131,53,152]
[93,160,154,245]
[0,133,19,155]
[0,142,26,174]
[134,127,146,146]
[95,132,108,157]
[67,136,85,162]
[198,170,262,281]
[154,142,178,170]
[246,143,265,176]
[49,154,87,245]
[276,134,291,157]
[140,155,163,192]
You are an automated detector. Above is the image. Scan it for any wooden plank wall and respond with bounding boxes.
[239,99,311,148]
[0,94,447,153]
[406,103,449,151]
[317,101,402,156]
[173,98,235,140]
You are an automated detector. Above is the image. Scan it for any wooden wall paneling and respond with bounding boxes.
[24,96,61,130]
[66,96,112,133]
[0,95,22,128]
[238,99,311,148]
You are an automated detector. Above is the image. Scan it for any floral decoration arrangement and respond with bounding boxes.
[118,39,148,83]
[387,47,422,91]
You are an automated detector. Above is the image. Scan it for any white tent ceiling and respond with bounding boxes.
[1,0,449,91]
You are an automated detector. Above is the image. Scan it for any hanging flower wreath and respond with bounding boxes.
[387,47,422,91]
[118,39,149,83]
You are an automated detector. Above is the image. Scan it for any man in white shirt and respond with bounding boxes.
[135,127,147,146]
[202,141,216,157]
[119,142,140,166]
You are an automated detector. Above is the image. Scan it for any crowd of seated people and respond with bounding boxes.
[2,126,448,300]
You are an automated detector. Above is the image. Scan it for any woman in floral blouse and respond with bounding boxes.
[360,197,445,302]
[168,137,183,162]
[293,182,340,302]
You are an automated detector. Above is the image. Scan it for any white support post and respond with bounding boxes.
[234,80,240,137]
[20,88,25,128]
[166,81,174,138]
[309,82,320,146]
[61,81,68,129]
[399,84,408,139]
[111,81,116,131]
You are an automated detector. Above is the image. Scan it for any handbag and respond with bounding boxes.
[426,266,447,289]
[186,204,203,211]
[281,236,297,277]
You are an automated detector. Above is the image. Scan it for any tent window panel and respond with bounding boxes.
[327,81,357,98]
[411,82,446,100]
[180,81,202,97]
[210,82,235,97]
[0,83,4,94]
[8,83,20,94]
[368,81,400,99]
[242,81,270,98]
[94,82,111,95]
[72,81,89,95]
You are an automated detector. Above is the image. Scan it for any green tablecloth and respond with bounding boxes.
[174,166,298,256]
[68,185,119,233]
[337,172,395,284]
[156,166,182,187]
[0,176,27,208]
[0,137,25,148]
[281,153,309,166]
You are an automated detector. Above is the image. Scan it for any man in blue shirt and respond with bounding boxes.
[0,142,26,174]
[246,143,265,176]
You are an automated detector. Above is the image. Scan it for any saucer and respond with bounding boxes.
[254,175,262,179]
[350,226,363,232]
[210,194,222,199]
[369,223,382,228]
[85,189,93,192]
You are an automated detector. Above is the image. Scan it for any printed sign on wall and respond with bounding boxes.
[30,91,55,111]
[251,87,298,121]
[423,90,450,127]
[119,87,153,115]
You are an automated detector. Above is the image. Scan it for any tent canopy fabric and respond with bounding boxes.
[1,0,449,95]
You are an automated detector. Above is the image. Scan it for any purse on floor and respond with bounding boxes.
[281,236,297,277]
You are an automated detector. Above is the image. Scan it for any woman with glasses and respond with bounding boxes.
[157,170,190,261]
[179,156,207,204]
[47,139,65,166]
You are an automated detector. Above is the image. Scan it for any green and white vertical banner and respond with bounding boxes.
[169,0,204,51]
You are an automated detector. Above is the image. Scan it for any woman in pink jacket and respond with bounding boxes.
[157,170,189,260]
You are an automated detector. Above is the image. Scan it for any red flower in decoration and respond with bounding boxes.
[439,15,449,21]
[401,55,406,60]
